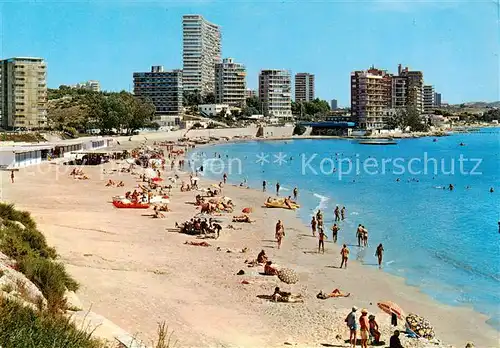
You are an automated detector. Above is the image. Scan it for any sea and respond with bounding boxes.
[189,128,500,329]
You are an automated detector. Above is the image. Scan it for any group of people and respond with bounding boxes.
[175,217,222,237]
[345,306,404,348]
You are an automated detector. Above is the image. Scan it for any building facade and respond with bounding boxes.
[133,66,183,127]
[0,57,47,130]
[294,73,315,102]
[198,103,231,117]
[350,67,393,129]
[215,58,246,107]
[423,85,435,112]
[182,15,221,96]
[434,92,442,107]
[392,64,424,113]
[72,80,100,92]
[331,99,338,110]
[259,69,292,120]
[246,89,257,99]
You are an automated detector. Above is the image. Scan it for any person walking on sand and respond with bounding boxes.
[311,216,317,236]
[331,223,339,243]
[375,243,384,268]
[334,205,340,222]
[340,244,349,269]
[276,182,280,196]
[356,224,363,247]
[293,187,298,201]
[262,180,266,192]
[318,226,326,254]
[275,220,285,249]
[345,307,358,348]
[341,206,346,220]
[359,309,369,348]
[10,170,15,184]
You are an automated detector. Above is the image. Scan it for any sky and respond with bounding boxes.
[0,0,498,106]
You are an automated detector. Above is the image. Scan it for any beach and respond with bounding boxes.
[1,134,498,347]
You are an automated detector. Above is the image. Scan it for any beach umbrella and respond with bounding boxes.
[405,313,435,340]
[242,207,252,214]
[277,268,299,285]
[377,301,405,319]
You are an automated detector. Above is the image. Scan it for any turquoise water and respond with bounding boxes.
[190,128,500,328]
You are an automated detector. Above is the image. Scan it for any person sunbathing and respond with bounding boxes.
[117,181,125,187]
[272,287,303,303]
[232,215,253,223]
[316,289,350,299]
[257,250,268,264]
[264,261,278,276]
[106,180,115,187]
[153,207,165,219]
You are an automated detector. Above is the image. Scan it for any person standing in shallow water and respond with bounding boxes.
[375,243,384,268]
[334,205,340,222]
[356,224,363,247]
[276,182,280,196]
[341,206,346,220]
[262,180,266,192]
[331,223,339,243]
[293,187,298,201]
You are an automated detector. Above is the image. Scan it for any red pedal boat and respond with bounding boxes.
[112,201,150,209]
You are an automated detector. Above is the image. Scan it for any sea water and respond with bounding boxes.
[190,128,500,329]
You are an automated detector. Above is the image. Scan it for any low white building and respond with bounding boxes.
[198,104,231,117]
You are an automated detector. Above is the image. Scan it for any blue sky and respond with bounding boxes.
[0,0,498,106]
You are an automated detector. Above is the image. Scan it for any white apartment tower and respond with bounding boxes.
[294,73,315,102]
[0,57,47,130]
[423,85,435,113]
[259,69,292,119]
[182,15,221,96]
[215,58,246,107]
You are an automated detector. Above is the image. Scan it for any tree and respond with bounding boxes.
[183,90,202,106]
[242,96,261,116]
[202,92,216,104]
[481,109,500,122]
[387,107,429,132]
[293,124,306,135]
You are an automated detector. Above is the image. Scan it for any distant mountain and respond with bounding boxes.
[457,101,500,108]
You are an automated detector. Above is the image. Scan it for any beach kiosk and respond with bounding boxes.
[0,144,53,169]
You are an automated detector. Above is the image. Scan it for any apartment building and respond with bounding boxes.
[259,69,292,120]
[350,67,393,129]
[215,58,246,107]
[246,89,257,99]
[423,85,435,112]
[182,15,221,95]
[392,64,424,113]
[294,73,315,102]
[434,92,442,107]
[0,57,47,130]
[72,80,100,92]
[331,99,338,110]
[133,66,183,127]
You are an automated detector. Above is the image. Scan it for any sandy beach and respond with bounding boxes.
[1,135,498,347]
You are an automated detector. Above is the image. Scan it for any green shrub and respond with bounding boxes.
[0,203,37,230]
[18,256,79,312]
[0,297,104,348]
[293,124,307,135]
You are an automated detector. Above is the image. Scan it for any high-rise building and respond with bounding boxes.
[215,58,246,107]
[0,57,47,130]
[72,80,100,92]
[245,89,257,99]
[350,67,393,129]
[331,99,338,110]
[423,85,435,113]
[392,64,424,113]
[182,15,221,96]
[294,73,315,102]
[259,69,292,119]
[434,92,442,107]
[133,66,183,127]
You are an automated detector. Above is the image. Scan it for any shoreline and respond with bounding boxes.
[1,136,498,347]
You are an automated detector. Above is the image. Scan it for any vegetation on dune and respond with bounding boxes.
[0,297,104,348]
[0,203,77,312]
[47,86,157,135]
[0,132,47,142]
